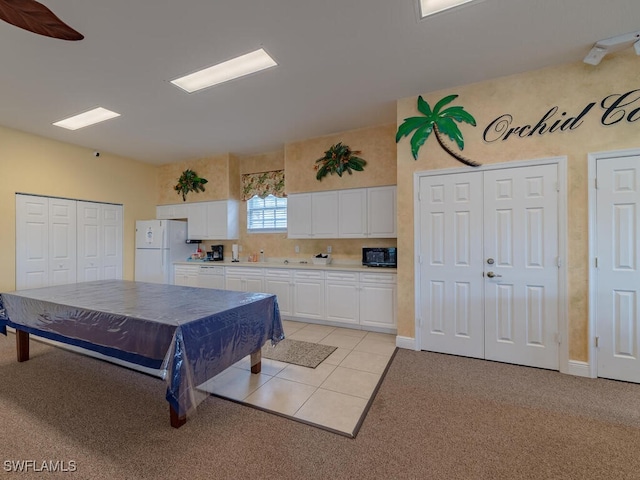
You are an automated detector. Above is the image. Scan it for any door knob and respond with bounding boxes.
[486,271,502,278]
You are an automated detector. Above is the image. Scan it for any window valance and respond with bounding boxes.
[241,170,286,201]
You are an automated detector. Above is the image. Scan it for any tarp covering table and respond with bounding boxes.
[0,280,284,422]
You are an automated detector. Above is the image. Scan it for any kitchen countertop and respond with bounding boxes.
[173,259,396,273]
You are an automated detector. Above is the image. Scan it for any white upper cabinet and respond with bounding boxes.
[287,191,338,238]
[156,203,188,220]
[158,200,238,240]
[290,186,396,239]
[367,186,397,238]
[338,189,367,238]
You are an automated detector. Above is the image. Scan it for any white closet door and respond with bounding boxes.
[101,204,123,280]
[16,195,49,289]
[596,155,640,382]
[48,198,77,286]
[77,201,102,282]
[418,172,485,358]
[483,165,559,370]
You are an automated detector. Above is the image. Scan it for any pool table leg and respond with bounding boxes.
[250,349,261,374]
[170,405,186,429]
[16,329,29,362]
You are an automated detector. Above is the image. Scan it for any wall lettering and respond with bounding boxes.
[483,88,639,143]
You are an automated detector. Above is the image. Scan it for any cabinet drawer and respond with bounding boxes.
[265,268,292,278]
[325,271,358,282]
[359,272,397,284]
[225,267,264,276]
[199,265,224,275]
[175,266,200,275]
[294,270,325,280]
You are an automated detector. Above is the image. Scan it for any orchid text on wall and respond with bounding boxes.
[483,88,640,143]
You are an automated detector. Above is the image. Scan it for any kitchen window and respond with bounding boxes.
[247,194,287,233]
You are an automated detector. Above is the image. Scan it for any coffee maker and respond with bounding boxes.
[209,244,224,261]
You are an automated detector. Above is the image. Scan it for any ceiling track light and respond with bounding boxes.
[583,29,640,66]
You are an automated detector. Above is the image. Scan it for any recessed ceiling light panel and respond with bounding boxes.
[419,0,481,18]
[53,107,121,130]
[171,48,278,93]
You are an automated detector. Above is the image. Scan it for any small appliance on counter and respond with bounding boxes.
[208,244,224,261]
[362,247,397,268]
[231,244,239,262]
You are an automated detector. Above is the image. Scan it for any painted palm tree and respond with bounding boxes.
[396,94,481,167]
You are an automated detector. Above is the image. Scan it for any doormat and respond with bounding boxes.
[262,339,337,368]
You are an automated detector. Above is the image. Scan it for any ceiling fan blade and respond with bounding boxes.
[0,0,83,40]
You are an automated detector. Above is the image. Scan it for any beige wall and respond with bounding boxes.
[0,125,157,292]
[162,125,398,262]
[285,124,397,193]
[397,49,640,362]
[157,153,239,204]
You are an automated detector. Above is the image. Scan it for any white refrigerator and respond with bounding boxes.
[134,220,193,284]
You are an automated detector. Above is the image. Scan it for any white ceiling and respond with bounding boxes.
[1,0,638,165]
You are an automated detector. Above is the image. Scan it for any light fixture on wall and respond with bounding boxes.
[583,29,640,65]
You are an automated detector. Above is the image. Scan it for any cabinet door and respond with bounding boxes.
[311,191,338,238]
[292,271,325,319]
[367,186,397,238]
[206,201,227,239]
[187,203,208,239]
[225,275,244,292]
[245,276,264,293]
[325,272,359,324]
[338,189,367,238]
[287,193,312,238]
[264,275,293,317]
[359,275,397,329]
[156,205,171,219]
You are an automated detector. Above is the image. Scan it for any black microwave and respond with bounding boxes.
[362,247,397,268]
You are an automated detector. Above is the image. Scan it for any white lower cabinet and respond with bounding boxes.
[225,267,264,292]
[197,265,225,289]
[172,263,396,332]
[325,271,359,325]
[263,269,294,317]
[292,270,325,320]
[359,272,397,329]
[174,265,199,287]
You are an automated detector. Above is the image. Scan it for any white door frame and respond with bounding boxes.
[414,156,569,373]
[587,147,640,379]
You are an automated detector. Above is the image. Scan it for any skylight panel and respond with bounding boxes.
[419,0,479,18]
[171,48,277,93]
[53,107,120,130]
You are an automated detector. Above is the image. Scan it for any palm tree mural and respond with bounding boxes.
[396,94,481,167]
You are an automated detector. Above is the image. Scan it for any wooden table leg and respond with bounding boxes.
[250,349,261,374]
[170,404,186,429]
[16,330,29,362]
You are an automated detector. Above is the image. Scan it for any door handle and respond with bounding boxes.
[486,271,502,278]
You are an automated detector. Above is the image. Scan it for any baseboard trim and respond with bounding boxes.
[395,336,417,350]
[566,360,593,378]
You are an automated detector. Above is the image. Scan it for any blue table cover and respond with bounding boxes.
[0,280,284,418]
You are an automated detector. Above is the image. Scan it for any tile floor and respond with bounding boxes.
[198,320,397,436]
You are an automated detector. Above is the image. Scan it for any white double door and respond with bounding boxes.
[418,164,559,370]
[595,154,640,383]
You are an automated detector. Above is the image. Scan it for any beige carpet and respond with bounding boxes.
[2,332,640,479]
[261,338,337,368]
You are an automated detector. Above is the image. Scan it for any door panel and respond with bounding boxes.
[49,198,77,286]
[483,165,559,370]
[418,172,484,358]
[16,195,48,289]
[596,155,640,382]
